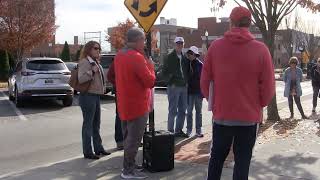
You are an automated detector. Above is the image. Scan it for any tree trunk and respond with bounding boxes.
[263,31,281,121]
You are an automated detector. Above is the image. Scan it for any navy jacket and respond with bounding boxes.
[188,58,203,95]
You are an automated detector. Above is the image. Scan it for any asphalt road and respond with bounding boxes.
[0,81,313,176]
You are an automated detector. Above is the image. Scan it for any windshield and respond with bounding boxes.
[27,60,66,71]
[100,56,114,68]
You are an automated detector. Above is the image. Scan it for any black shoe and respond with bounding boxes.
[302,115,309,119]
[84,154,100,159]
[289,114,294,119]
[175,131,189,138]
[95,150,111,156]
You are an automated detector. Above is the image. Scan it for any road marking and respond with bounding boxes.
[0,91,28,121]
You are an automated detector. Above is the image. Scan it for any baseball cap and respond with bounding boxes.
[188,46,200,56]
[229,6,252,22]
[174,37,184,43]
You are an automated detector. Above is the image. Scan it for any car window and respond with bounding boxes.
[100,56,114,68]
[66,63,77,71]
[27,60,66,71]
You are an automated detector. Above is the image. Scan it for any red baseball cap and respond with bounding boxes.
[229,6,252,22]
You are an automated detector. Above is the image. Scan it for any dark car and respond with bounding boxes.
[65,62,77,71]
[100,54,115,94]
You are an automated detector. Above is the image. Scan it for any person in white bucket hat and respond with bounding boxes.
[185,46,204,138]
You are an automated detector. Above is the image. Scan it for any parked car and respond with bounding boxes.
[65,62,77,71]
[8,57,73,107]
[65,62,78,94]
[100,54,115,94]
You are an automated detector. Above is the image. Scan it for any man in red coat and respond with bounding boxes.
[114,27,155,179]
[201,7,275,180]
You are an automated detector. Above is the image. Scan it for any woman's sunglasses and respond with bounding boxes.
[93,47,101,51]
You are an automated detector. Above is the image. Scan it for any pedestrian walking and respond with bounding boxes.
[78,41,111,160]
[201,6,275,180]
[186,46,204,137]
[162,36,189,137]
[114,27,155,179]
[310,57,320,113]
[283,56,309,119]
[107,61,124,150]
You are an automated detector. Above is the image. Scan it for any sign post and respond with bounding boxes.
[124,0,168,130]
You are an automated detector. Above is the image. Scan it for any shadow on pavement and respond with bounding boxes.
[0,152,208,180]
[251,153,319,180]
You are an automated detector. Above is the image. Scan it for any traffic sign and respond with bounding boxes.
[124,0,168,33]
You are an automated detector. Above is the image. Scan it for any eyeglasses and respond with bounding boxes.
[93,47,101,51]
[187,51,195,56]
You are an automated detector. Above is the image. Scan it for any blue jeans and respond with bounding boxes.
[207,123,257,180]
[79,93,105,155]
[186,94,203,134]
[167,86,188,133]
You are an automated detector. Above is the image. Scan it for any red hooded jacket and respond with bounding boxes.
[200,28,275,123]
[114,49,155,121]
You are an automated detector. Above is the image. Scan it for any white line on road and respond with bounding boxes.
[0,91,28,121]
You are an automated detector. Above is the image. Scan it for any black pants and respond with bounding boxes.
[207,123,257,180]
[313,86,320,108]
[114,95,123,143]
[288,95,305,116]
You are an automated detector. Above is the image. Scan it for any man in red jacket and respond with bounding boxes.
[201,7,275,180]
[115,27,155,179]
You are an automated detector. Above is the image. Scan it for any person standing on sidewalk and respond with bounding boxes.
[115,27,155,179]
[201,7,275,180]
[162,36,189,137]
[78,41,111,160]
[107,61,124,150]
[283,57,309,119]
[186,46,204,137]
[310,58,320,113]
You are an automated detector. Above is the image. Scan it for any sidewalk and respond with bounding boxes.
[1,99,319,180]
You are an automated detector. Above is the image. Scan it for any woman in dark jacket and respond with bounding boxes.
[283,57,308,119]
[186,46,204,137]
[311,58,320,113]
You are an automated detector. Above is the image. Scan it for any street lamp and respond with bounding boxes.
[205,30,209,49]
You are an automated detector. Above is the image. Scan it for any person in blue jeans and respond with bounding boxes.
[186,46,204,137]
[78,41,111,159]
[162,37,189,138]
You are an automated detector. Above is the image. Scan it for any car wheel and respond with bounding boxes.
[15,87,23,107]
[62,96,73,107]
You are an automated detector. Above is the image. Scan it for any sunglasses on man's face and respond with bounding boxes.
[188,52,195,56]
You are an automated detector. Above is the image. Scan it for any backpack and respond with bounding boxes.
[69,65,92,93]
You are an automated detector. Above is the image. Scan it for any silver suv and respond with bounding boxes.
[8,57,73,107]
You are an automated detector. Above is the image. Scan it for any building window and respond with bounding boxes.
[278,44,281,50]
[278,58,281,65]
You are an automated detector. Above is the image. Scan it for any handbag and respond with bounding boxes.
[69,65,92,93]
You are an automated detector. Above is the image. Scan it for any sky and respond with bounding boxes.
[55,0,320,51]
[55,0,236,51]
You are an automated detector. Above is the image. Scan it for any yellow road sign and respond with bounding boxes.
[124,0,168,33]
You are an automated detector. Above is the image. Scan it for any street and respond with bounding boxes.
[0,81,314,177]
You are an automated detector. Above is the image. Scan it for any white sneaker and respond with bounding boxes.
[121,171,148,179]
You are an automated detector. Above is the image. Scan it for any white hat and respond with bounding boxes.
[174,37,184,43]
[188,46,200,55]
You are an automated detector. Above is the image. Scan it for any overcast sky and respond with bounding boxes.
[55,0,237,50]
[54,0,320,51]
